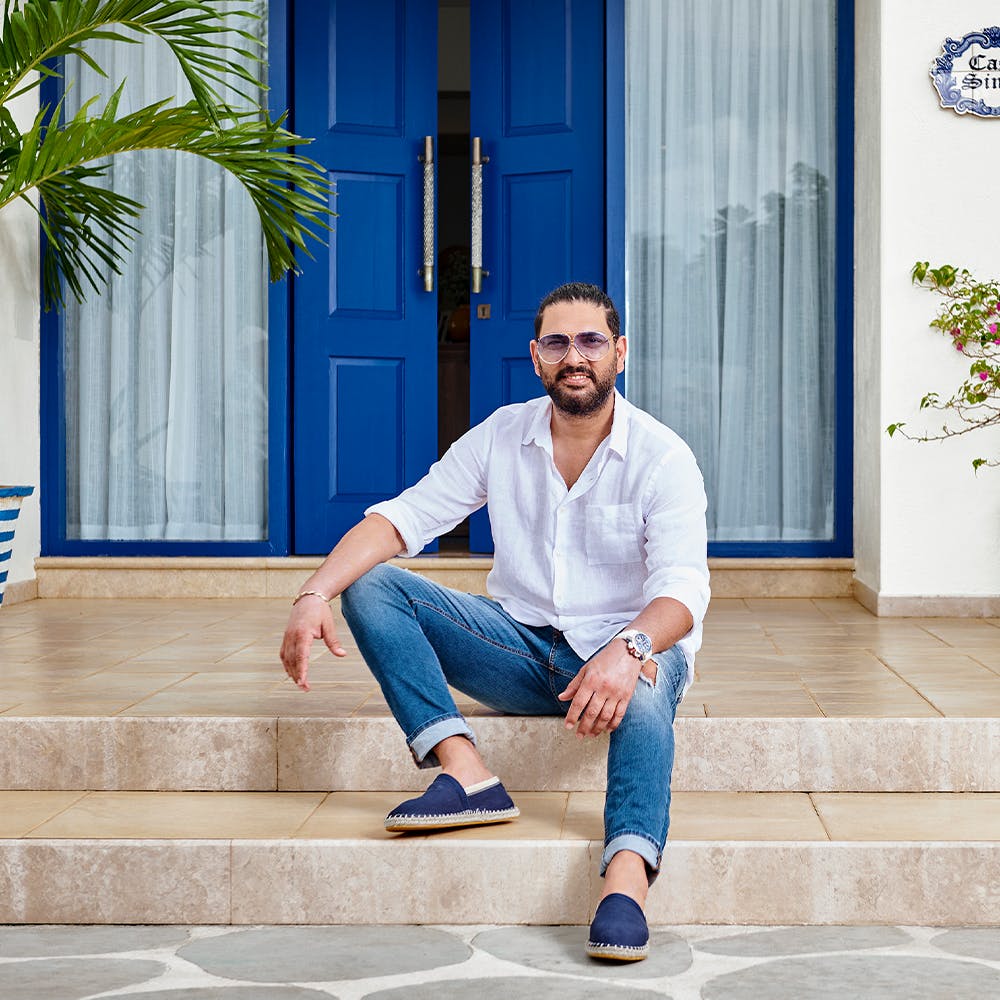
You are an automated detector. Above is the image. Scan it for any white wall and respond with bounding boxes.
[0,88,41,591]
[856,0,1000,602]
[854,0,882,595]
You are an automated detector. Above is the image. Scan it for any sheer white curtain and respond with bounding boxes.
[64,3,268,541]
[625,0,837,541]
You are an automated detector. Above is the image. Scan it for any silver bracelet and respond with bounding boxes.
[292,590,331,606]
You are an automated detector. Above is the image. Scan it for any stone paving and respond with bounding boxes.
[1,924,999,999]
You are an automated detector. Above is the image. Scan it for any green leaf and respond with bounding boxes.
[4,99,332,307]
[0,0,263,124]
[886,423,904,437]
[1,1,334,307]
[973,458,987,473]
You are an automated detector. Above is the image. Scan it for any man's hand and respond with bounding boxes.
[558,640,642,739]
[279,596,346,691]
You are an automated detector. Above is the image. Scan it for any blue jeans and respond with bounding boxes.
[340,563,686,879]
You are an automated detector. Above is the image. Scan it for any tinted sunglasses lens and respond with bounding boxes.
[538,334,570,362]
[537,332,611,362]
[576,332,610,360]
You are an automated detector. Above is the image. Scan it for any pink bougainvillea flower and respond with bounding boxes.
[980,372,989,381]
[994,338,1000,345]
[991,324,998,334]
[951,327,961,337]
[956,343,964,351]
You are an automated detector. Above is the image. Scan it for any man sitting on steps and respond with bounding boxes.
[279,282,709,961]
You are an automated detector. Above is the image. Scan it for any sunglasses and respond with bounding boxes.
[535,331,615,364]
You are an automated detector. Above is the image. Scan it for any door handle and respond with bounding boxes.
[419,136,434,292]
[471,136,489,294]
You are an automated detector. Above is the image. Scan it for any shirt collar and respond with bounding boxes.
[607,389,630,459]
[521,390,630,458]
[522,397,554,453]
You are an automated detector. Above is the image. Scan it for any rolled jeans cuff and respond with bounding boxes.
[408,714,477,768]
[601,833,663,885]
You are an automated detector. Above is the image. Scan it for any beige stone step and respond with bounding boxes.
[33,555,856,599]
[0,791,997,925]
[0,715,997,793]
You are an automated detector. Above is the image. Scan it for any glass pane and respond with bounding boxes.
[625,0,837,541]
[63,3,269,541]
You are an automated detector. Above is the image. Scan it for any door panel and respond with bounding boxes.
[292,0,605,556]
[293,0,438,553]
[469,0,607,551]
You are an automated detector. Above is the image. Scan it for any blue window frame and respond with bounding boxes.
[40,0,292,557]
[606,0,854,558]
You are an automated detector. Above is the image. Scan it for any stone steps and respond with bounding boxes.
[1,791,998,925]
[5,710,995,926]
[3,596,997,927]
[1,715,996,792]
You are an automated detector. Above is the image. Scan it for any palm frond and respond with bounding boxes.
[0,0,262,123]
[35,164,142,306]
[1,87,330,308]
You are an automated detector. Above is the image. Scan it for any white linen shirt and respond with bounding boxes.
[365,391,710,696]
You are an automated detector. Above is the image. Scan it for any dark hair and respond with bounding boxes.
[533,282,621,340]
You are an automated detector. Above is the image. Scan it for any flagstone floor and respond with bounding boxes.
[2,923,999,999]
[1,596,1000,719]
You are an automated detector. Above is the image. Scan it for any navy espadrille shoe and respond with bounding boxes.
[384,773,520,832]
[586,892,649,961]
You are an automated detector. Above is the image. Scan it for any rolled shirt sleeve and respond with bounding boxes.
[641,445,711,629]
[364,417,491,557]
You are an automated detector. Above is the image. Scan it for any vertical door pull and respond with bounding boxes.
[471,137,489,293]
[419,136,434,292]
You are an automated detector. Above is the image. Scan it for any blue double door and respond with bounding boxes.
[293,0,606,554]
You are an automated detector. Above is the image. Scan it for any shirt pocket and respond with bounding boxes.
[584,503,645,566]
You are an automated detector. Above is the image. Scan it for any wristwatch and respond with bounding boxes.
[618,629,653,663]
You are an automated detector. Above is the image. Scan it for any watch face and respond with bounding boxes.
[634,632,653,658]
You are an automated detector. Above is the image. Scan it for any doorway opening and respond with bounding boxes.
[437,0,472,548]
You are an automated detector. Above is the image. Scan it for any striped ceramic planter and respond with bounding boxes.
[0,486,33,607]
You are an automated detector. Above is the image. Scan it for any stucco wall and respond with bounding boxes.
[860,0,1000,601]
[0,88,40,592]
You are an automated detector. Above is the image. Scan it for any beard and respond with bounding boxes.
[543,363,617,417]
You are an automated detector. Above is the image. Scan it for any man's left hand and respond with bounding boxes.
[558,640,642,738]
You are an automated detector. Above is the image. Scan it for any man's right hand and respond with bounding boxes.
[280,595,346,691]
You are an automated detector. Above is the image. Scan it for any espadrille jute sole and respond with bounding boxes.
[384,806,520,832]
[586,941,649,961]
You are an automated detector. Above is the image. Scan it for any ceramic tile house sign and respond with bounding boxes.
[932,26,1000,117]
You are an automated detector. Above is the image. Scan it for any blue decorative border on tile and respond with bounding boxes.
[931,26,1000,117]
